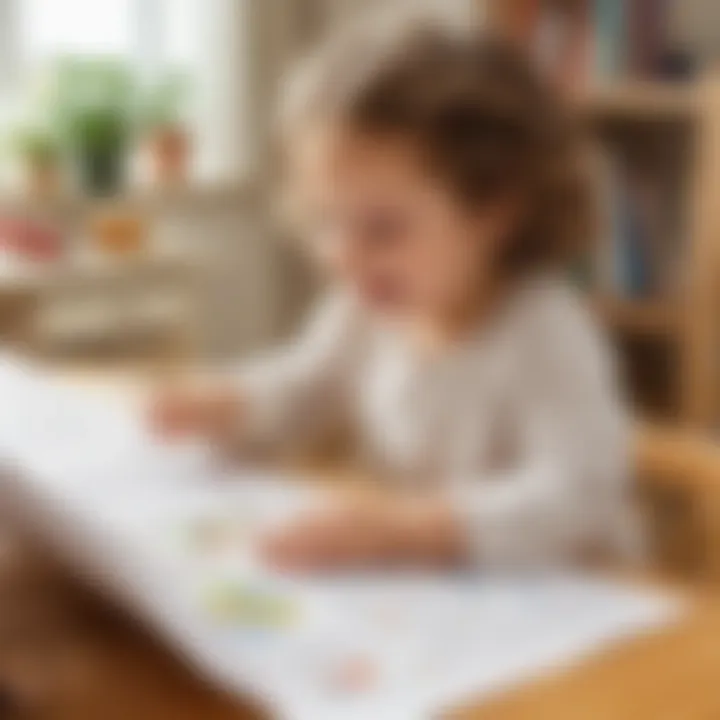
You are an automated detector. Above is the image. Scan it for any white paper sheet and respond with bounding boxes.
[0,357,681,720]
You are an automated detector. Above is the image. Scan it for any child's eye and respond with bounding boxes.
[308,207,409,252]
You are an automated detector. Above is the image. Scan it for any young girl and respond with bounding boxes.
[151,15,635,572]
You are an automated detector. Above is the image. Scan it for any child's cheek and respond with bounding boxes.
[358,249,437,315]
[400,238,457,310]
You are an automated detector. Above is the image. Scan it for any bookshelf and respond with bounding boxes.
[483,1,720,429]
[592,297,681,338]
[580,82,700,121]
[593,77,720,429]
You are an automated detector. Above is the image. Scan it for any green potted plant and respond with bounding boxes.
[141,71,192,185]
[48,58,139,196]
[11,126,63,197]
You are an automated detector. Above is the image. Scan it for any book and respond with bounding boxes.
[594,0,627,81]
[538,0,595,91]
[627,0,671,78]
[490,0,543,45]
[589,147,683,300]
[501,0,676,85]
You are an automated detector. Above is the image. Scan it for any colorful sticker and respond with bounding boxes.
[203,580,299,629]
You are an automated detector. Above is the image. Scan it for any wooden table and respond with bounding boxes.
[461,589,720,720]
[1,376,719,719]
[0,538,716,720]
[0,535,256,720]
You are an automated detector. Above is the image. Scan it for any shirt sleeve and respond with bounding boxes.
[449,290,638,569]
[236,291,361,452]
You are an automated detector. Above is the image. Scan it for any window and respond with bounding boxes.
[1,0,198,106]
[0,0,250,184]
[16,0,199,77]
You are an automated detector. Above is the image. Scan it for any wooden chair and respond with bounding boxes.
[636,424,720,580]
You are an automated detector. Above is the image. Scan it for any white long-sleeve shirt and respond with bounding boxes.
[238,276,638,568]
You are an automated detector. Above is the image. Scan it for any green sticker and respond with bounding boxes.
[203,581,299,628]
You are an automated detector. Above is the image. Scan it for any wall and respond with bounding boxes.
[191,0,317,359]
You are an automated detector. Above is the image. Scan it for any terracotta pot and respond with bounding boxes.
[148,126,191,185]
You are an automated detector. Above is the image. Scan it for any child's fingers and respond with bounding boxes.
[260,522,326,570]
[147,391,194,438]
[147,386,242,444]
[259,513,353,571]
[198,391,243,445]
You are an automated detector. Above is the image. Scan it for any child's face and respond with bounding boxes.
[292,127,509,320]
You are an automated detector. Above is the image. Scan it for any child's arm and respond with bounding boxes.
[262,384,628,571]
[261,296,634,571]
[260,492,468,570]
[448,293,634,570]
[150,293,360,451]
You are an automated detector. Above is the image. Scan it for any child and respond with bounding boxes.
[151,14,636,572]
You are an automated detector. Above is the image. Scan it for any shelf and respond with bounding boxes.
[36,306,190,348]
[579,82,700,122]
[593,297,682,337]
[0,251,196,295]
[0,180,256,217]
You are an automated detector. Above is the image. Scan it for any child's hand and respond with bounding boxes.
[259,495,392,571]
[148,385,244,444]
[259,493,466,572]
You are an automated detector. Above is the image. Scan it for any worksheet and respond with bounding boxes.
[0,356,681,720]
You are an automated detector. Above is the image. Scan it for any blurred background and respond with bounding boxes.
[0,0,719,431]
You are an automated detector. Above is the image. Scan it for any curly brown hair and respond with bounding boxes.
[281,12,596,276]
